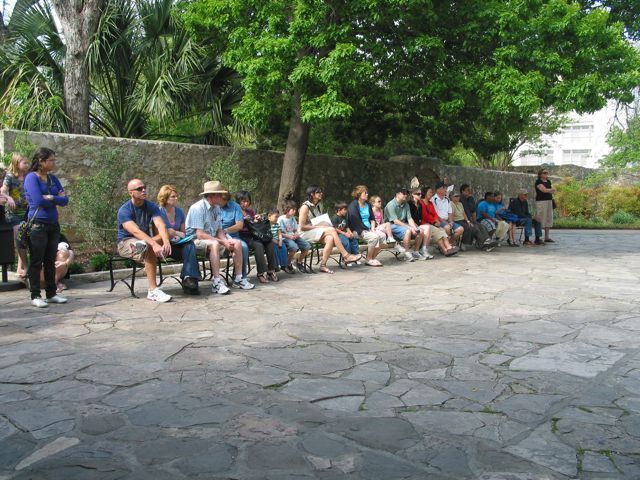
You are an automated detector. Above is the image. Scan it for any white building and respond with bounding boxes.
[513,102,621,169]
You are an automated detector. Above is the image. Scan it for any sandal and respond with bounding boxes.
[257,273,269,284]
[267,271,279,282]
[344,253,362,263]
[365,259,383,267]
[319,264,334,274]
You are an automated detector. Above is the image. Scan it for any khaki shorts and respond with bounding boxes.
[427,226,447,244]
[360,229,385,248]
[117,238,150,262]
[194,238,226,257]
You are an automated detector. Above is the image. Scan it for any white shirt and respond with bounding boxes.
[431,194,452,220]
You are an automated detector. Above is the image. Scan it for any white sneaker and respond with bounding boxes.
[47,295,68,304]
[147,288,172,303]
[211,281,230,295]
[131,240,147,256]
[31,297,48,308]
[412,251,422,260]
[404,251,415,262]
[395,244,406,253]
[232,278,255,290]
[386,237,396,245]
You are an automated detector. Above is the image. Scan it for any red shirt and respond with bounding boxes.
[420,199,439,225]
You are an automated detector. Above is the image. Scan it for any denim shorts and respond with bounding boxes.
[283,237,310,252]
[391,224,416,240]
[439,221,462,230]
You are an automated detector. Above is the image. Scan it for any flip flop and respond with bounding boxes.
[319,264,334,274]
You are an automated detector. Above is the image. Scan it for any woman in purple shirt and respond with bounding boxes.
[23,147,69,308]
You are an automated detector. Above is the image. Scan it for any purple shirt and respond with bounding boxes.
[24,172,68,224]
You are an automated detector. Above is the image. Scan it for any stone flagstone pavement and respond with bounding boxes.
[1,230,639,479]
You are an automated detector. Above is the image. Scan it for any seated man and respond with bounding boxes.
[117,179,199,302]
[218,191,253,286]
[431,181,464,244]
[476,191,509,243]
[460,184,493,249]
[383,187,428,262]
[508,189,544,246]
[185,180,253,294]
[450,190,494,252]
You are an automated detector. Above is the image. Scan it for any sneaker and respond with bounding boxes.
[404,251,415,262]
[31,297,48,308]
[295,262,308,274]
[423,252,434,260]
[395,244,406,253]
[386,237,396,245]
[47,294,68,304]
[147,288,172,303]
[459,243,467,252]
[182,277,200,295]
[534,238,545,246]
[232,278,255,290]
[131,240,147,256]
[284,264,296,274]
[211,281,230,295]
[412,251,422,260]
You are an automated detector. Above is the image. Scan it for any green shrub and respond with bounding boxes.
[90,252,111,272]
[599,185,640,219]
[1,132,36,167]
[68,262,86,275]
[554,179,601,219]
[70,147,129,252]
[206,150,258,194]
[610,211,638,225]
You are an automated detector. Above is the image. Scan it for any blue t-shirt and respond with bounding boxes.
[117,199,162,242]
[477,200,497,220]
[359,204,371,229]
[159,206,185,231]
[24,172,68,224]
[219,200,244,239]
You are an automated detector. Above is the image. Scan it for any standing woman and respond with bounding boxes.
[24,147,69,307]
[1,153,30,278]
[535,168,555,243]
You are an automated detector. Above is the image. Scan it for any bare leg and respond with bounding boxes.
[403,229,412,251]
[414,231,424,252]
[451,226,463,244]
[544,227,550,241]
[419,225,431,250]
[322,235,334,265]
[208,241,221,278]
[145,255,158,290]
[231,242,243,278]
[320,228,359,262]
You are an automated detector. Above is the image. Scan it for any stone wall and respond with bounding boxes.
[1,129,542,217]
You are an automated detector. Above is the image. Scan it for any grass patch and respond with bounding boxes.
[551,417,561,433]
[554,218,640,229]
[480,406,500,414]
[263,379,291,390]
[577,406,594,413]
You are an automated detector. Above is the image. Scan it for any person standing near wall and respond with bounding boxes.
[24,147,69,308]
[535,168,555,243]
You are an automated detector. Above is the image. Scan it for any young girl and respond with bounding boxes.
[277,198,311,274]
[368,195,394,243]
[1,153,30,278]
[268,208,289,271]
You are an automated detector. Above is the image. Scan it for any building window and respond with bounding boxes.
[562,149,591,166]
[518,149,554,166]
[562,124,594,141]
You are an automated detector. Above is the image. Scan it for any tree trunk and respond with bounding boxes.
[0,11,7,41]
[52,0,103,135]
[277,90,310,209]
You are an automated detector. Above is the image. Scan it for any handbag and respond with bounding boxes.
[246,219,273,242]
[16,207,40,249]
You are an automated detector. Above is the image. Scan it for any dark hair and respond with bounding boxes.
[484,191,493,200]
[306,185,323,200]
[460,183,470,193]
[30,147,55,172]
[421,186,431,196]
[334,201,348,211]
[493,190,502,197]
[235,190,251,204]
[537,167,549,179]
[282,198,298,212]
[267,207,279,216]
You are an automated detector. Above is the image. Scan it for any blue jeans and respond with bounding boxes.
[240,239,249,278]
[517,217,542,240]
[391,224,416,241]
[27,222,59,299]
[170,241,201,280]
[339,233,360,255]
[274,242,289,267]
[283,237,310,252]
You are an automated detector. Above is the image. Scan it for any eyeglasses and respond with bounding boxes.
[130,185,146,192]
[412,192,422,196]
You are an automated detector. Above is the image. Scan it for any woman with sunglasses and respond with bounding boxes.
[23,147,69,308]
[535,169,556,244]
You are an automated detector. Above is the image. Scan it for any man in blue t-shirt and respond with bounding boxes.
[218,195,251,281]
[116,178,200,301]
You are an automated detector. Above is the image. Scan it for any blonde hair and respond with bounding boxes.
[351,185,368,199]
[369,195,381,206]
[157,184,177,207]
[8,153,28,177]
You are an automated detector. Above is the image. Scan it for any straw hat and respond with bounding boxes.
[200,180,228,196]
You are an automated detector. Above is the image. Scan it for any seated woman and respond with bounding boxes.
[419,187,458,256]
[346,185,385,266]
[494,191,518,246]
[406,188,433,259]
[156,184,201,293]
[298,185,361,274]
[236,191,279,283]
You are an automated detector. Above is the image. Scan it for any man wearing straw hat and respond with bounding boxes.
[186,180,254,295]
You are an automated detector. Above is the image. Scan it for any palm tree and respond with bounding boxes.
[1,0,245,145]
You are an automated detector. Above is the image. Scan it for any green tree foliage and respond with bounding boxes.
[601,113,640,168]
[0,0,244,143]
[185,0,640,196]
[206,151,258,194]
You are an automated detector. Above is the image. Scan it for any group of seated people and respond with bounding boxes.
[116,177,546,303]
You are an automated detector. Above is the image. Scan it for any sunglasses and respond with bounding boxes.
[130,185,146,192]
